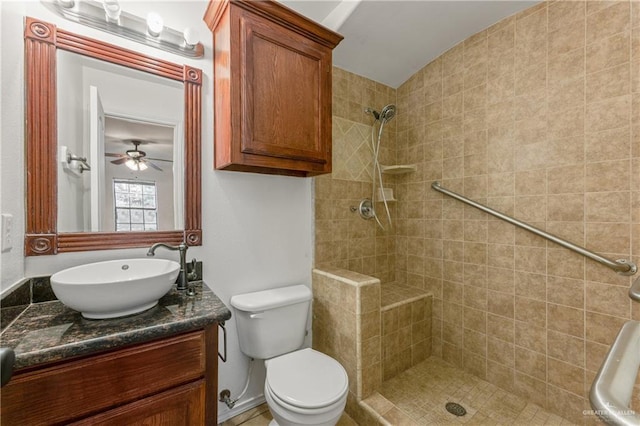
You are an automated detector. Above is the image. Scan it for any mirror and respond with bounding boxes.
[24,17,202,255]
[56,50,184,233]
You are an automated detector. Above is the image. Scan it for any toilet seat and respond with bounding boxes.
[265,348,348,410]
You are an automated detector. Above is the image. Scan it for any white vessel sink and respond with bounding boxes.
[590,320,640,426]
[51,259,180,319]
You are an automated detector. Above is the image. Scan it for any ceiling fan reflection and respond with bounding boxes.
[105,139,172,172]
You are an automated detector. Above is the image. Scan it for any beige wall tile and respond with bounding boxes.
[585,281,631,317]
[549,48,585,84]
[586,1,631,44]
[587,63,631,103]
[586,222,631,253]
[586,31,631,74]
[585,191,631,222]
[549,17,585,58]
[549,1,585,32]
[586,159,631,191]
[514,271,545,301]
[547,275,585,309]
[548,303,585,338]
[586,95,631,133]
[515,372,547,407]
[547,164,585,194]
[546,384,585,424]
[488,289,515,318]
[515,296,546,328]
[586,311,629,345]
[487,313,515,343]
[515,321,546,354]
[515,346,546,381]
[547,358,584,397]
[514,169,544,195]
[547,194,584,222]
[548,329,585,368]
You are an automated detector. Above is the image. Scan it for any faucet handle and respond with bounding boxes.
[187,258,199,281]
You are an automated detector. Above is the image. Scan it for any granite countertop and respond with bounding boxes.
[0,281,231,370]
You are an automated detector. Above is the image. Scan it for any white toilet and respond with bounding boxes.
[230,285,349,426]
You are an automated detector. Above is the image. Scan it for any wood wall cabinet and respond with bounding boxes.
[1,326,218,425]
[204,0,343,177]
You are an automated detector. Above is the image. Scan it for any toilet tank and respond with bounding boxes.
[230,285,312,359]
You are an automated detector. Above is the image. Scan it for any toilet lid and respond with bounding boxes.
[266,348,348,409]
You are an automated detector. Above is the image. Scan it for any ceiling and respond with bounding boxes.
[280,0,538,88]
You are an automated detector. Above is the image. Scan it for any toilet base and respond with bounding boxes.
[264,383,345,426]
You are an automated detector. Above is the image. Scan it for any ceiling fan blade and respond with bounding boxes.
[110,157,128,165]
[145,160,163,172]
[105,152,126,158]
[147,157,173,163]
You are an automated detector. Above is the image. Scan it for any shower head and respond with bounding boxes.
[380,104,396,122]
[365,104,397,122]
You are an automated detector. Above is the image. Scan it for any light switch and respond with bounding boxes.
[1,214,13,252]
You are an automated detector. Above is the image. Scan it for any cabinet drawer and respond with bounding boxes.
[70,380,206,426]
[1,331,205,425]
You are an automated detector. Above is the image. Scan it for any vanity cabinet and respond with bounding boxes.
[0,326,218,425]
[204,0,343,177]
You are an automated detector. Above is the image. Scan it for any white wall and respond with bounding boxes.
[0,1,314,421]
[0,2,26,291]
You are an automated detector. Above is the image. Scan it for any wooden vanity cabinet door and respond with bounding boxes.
[236,9,332,173]
[70,380,206,426]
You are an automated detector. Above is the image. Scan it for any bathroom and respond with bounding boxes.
[1,0,639,425]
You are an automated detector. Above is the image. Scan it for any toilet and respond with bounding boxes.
[230,285,348,426]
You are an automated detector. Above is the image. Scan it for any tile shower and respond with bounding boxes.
[314,1,640,424]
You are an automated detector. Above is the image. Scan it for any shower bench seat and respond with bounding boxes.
[380,283,432,381]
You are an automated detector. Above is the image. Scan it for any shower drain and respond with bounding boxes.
[445,402,467,417]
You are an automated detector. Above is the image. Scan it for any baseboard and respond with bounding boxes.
[217,394,267,424]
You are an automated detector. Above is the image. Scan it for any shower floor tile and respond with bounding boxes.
[369,357,576,425]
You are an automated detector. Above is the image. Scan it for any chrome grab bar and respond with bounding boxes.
[431,181,637,277]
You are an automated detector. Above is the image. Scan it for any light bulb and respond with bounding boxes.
[125,159,138,170]
[125,159,149,171]
[183,27,199,49]
[146,12,164,37]
[58,0,75,9]
[103,0,121,22]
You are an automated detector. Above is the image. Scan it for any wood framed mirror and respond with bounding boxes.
[24,17,202,256]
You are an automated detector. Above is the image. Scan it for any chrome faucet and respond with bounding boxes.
[147,242,190,291]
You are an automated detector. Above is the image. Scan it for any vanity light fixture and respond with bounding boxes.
[44,0,204,58]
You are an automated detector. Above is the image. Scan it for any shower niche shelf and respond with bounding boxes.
[381,165,417,175]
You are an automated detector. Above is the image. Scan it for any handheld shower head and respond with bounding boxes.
[365,104,396,122]
[380,104,396,122]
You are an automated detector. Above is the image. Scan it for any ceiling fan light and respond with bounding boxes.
[125,158,148,171]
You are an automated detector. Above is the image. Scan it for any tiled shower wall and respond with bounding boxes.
[392,1,640,422]
[315,68,397,284]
